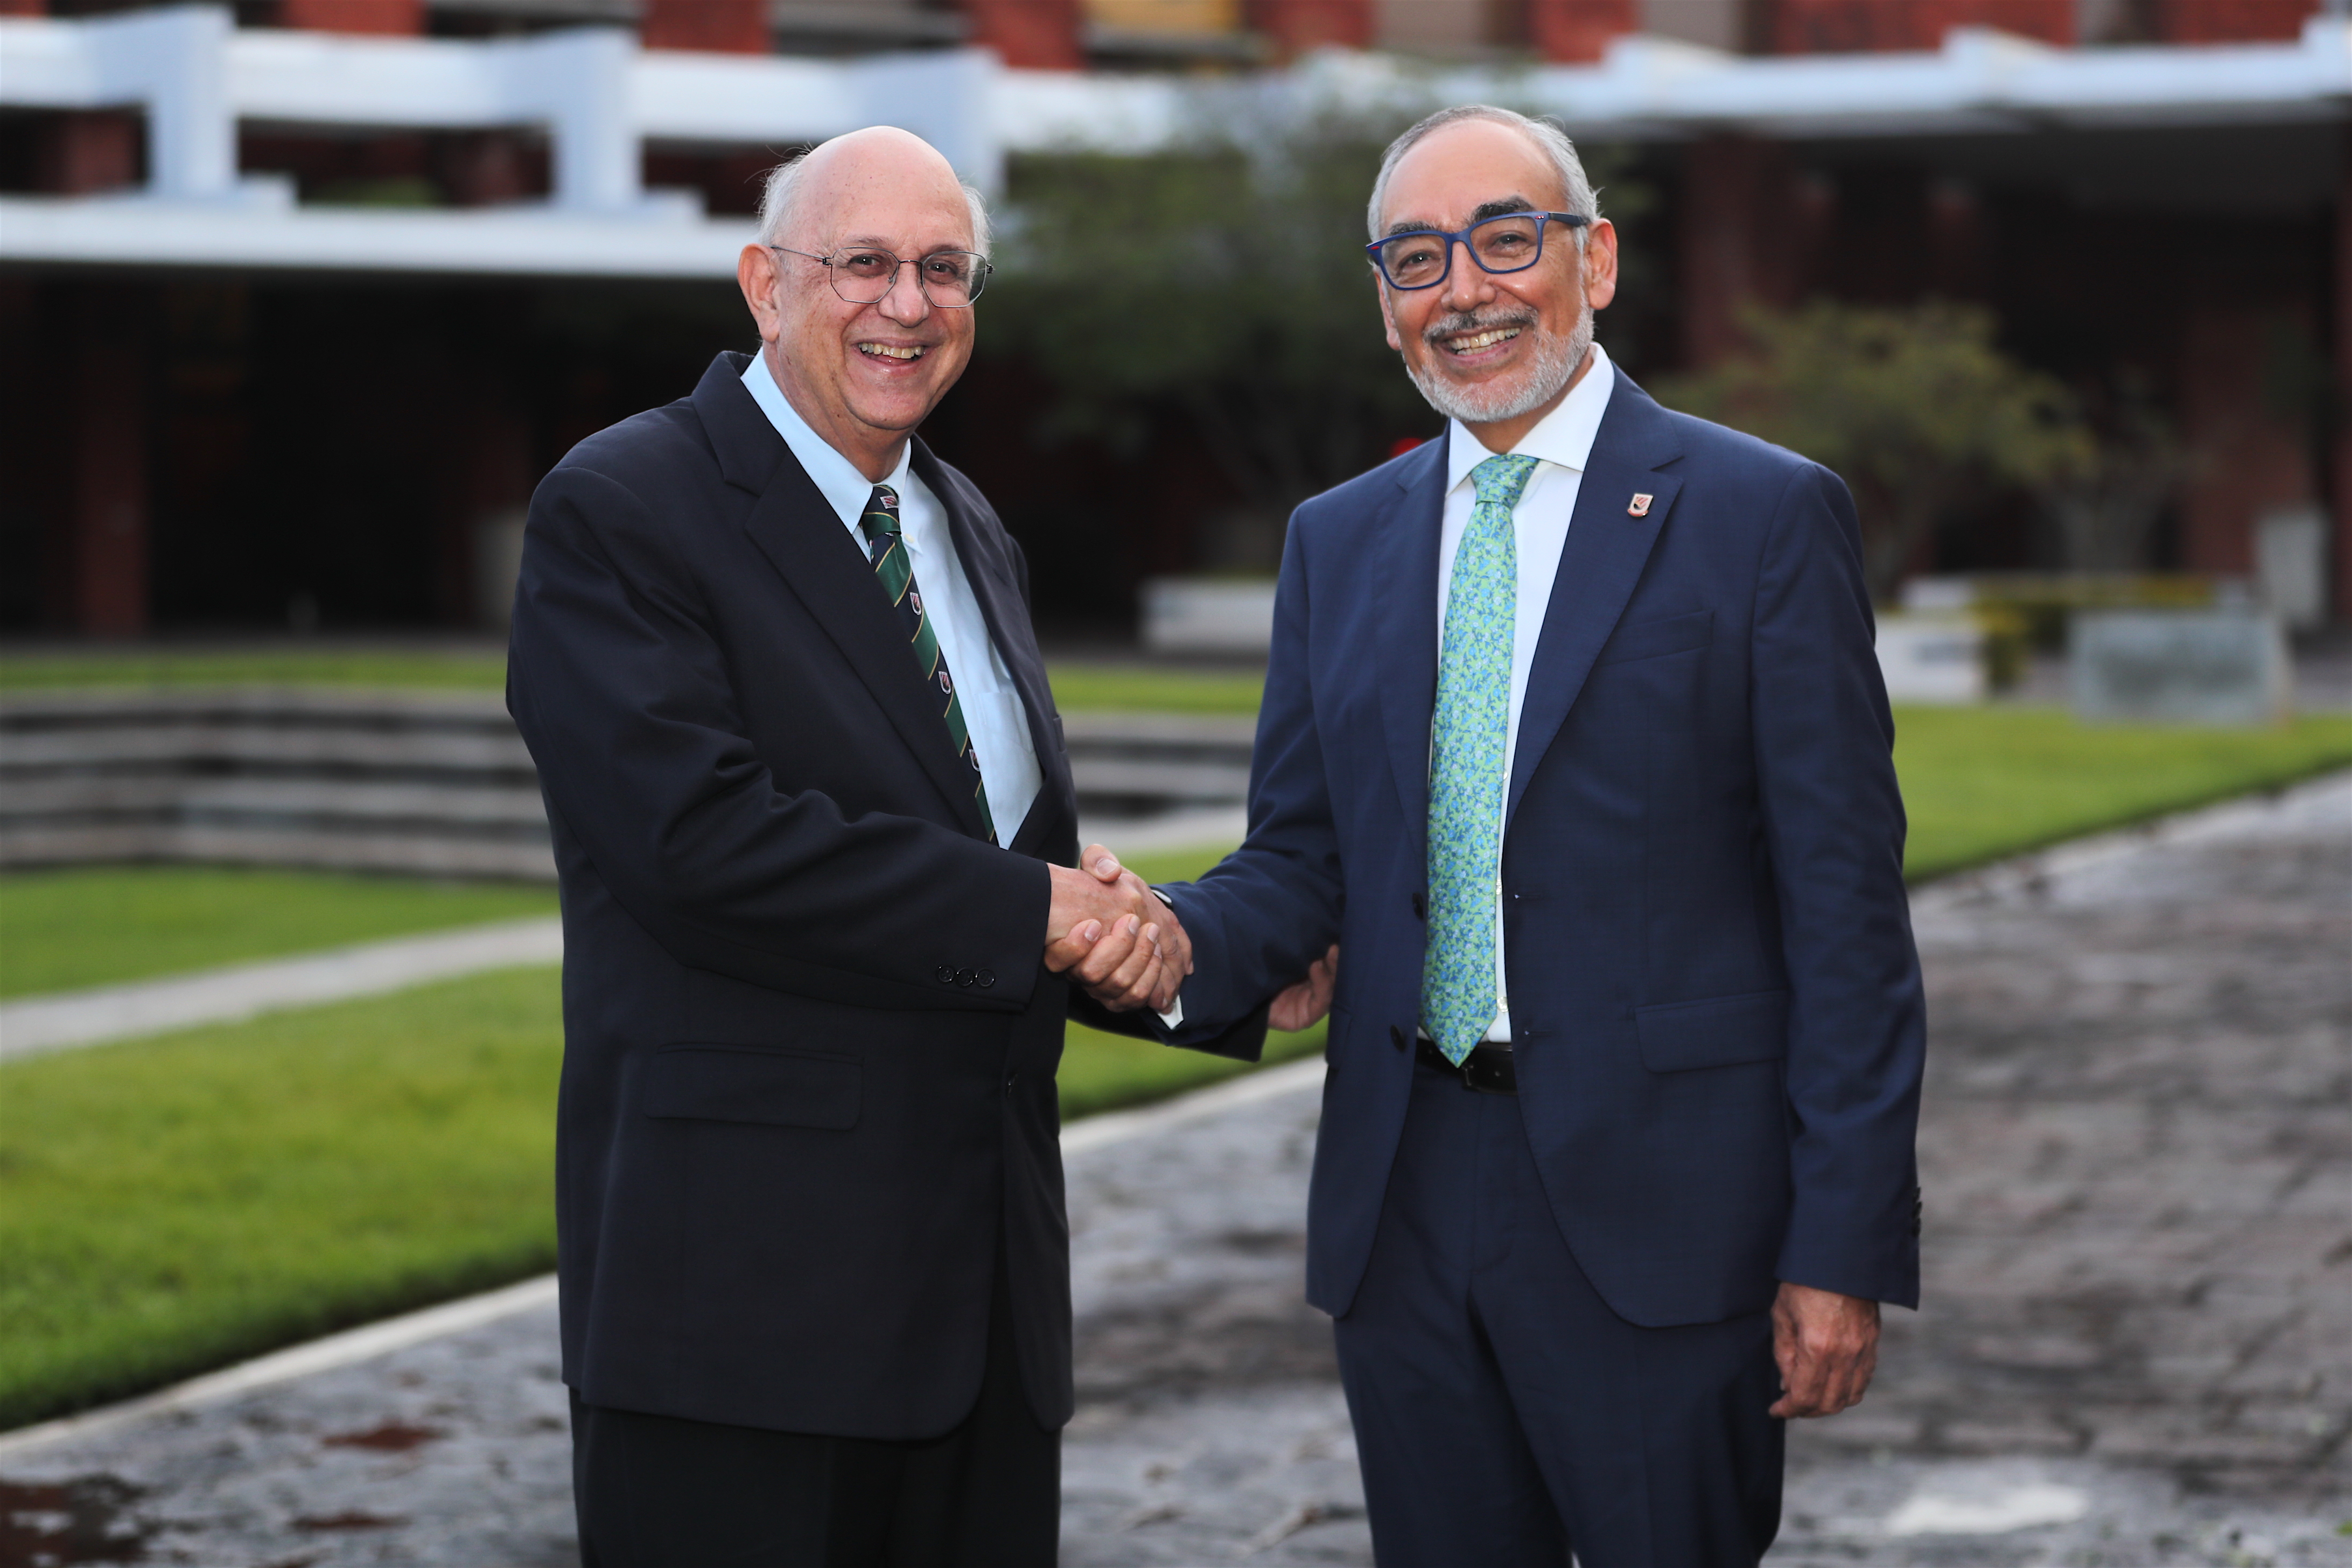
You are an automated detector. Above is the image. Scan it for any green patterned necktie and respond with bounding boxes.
[1423,452,1538,1064]
[861,484,996,845]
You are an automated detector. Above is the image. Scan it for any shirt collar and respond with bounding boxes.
[1443,340,1616,495]
[739,351,913,530]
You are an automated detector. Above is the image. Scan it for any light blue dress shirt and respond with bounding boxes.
[741,352,1044,841]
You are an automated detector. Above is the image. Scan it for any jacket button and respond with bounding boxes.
[1004,1070,1019,1091]
[1410,892,1425,920]
[977,969,996,989]
[935,965,955,984]
[1390,1025,1406,1052]
[957,969,976,987]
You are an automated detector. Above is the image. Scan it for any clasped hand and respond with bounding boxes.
[1045,847,1343,1031]
[1043,844,1191,1013]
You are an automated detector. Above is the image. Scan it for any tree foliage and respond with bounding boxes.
[1655,300,2095,601]
[983,104,1440,547]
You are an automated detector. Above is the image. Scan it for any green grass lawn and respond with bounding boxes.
[0,866,556,998]
[0,969,565,1430]
[1892,709,2352,880]
[0,643,1265,714]
[0,646,511,693]
[0,963,1322,1430]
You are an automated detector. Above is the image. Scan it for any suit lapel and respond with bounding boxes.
[914,440,1074,858]
[1373,443,1448,860]
[705,362,989,837]
[1504,376,1684,827]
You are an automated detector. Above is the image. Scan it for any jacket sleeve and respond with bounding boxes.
[1155,509,1347,1041]
[507,459,1049,1013]
[1750,461,1926,1308]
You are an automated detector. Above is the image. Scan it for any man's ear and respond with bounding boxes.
[737,243,783,347]
[1580,219,1620,314]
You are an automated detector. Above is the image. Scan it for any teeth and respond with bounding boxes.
[858,343,925,360]
[1444,327,1521,353]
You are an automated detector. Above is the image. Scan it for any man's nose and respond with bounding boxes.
[879,261,932,324]
[1441,239,1490,312]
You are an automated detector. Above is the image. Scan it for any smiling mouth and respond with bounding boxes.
[856,342,927,362]
[1439,326,1522,356]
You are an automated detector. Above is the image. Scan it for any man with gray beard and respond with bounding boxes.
[1072,105,1926,1566]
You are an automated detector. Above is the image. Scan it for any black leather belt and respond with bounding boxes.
[1416,1034,1517,1095]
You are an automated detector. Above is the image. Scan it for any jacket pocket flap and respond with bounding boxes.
[643,1044,860,1129]
[1634,990,1789,1072]
[1598,609,1713,666]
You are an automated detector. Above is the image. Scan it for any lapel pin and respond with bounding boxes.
[1627,493,1654,518]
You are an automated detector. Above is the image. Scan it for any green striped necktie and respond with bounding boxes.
[1422,452,1538,1063]
[860,484,997,845]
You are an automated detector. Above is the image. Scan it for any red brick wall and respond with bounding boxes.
[277,0,424,34]
[960,0,1087,68]
[2156,0,2318,42]
[1527,0,1635,62]
[1249,0,1374,55]
[641,0,768,53]
[1765,0,2073,51]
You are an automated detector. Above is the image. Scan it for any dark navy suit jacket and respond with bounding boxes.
[1160,372,1926,1328]
[507,352,1201,1443]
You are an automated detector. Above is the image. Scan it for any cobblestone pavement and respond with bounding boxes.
[3,775,2346,1566]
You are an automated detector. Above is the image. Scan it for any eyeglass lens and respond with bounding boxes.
[829,249,988,305]
[1378,215,1549,289]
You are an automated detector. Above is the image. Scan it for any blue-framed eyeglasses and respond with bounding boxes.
[1364,211,1589,291]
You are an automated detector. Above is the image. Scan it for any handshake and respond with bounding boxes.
[1042,843,1339,1031]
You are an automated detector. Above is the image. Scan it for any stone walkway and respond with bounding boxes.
[2,775,2345,1565]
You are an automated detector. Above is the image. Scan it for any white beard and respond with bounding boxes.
[1408,307,1592,428]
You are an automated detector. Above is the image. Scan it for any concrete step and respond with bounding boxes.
[0,688,1257,877]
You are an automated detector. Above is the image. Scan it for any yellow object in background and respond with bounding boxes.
[1084,0,1243,33]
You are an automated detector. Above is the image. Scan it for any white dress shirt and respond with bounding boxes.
[1434,341,1617,1044]
[741,353,1042,840]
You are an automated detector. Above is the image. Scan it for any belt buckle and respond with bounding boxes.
[1460,1047,1514,1096]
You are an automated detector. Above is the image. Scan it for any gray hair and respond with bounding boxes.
[1366,105,1599,245]
[757,144,993,258]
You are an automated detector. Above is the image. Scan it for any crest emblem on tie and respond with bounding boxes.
[1627,493,1654,518]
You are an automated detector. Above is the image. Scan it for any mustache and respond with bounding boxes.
[1422,307,1539,346]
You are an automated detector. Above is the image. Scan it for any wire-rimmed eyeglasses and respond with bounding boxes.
[1364,212,1589,291]
[769,244,992,307]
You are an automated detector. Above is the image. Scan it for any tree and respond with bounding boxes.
[1654,300,2094,603]
[983,100,1443,568]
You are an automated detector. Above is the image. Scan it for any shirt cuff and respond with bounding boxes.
[1157,996,1184,1030]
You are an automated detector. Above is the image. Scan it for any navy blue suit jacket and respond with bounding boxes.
[1160,372,1926,1328]
[507,353,1195,1443]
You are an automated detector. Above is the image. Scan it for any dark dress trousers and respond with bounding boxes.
[508,353,1230,1552]
[1157,374,1927,1564]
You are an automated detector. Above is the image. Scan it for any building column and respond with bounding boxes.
[641,0,767,53]
[66,288,149,637]
[1527,0,1635,62]
[2175,303,2317,584]
[958,0,1086,68]
[2335,124,2351,621]
[1677,135,1805,367]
